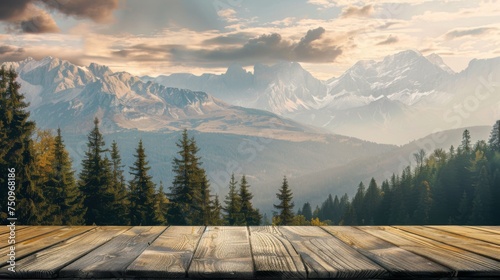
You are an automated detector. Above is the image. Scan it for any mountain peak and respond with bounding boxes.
[88,62,113,77]
[425,53,455,74]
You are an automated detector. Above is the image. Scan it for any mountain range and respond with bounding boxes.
[143,50,500,144]
[2,52,498,212]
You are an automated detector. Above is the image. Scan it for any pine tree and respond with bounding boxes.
[301,202,313,221]
[363,178,381,225]
[209,194,224,225]
[45,128,86,225]
[110,141,129,225]
[488,120,500,152]
[351,182,365,224]
[78,118,115,225]
[129,140,159,225]
[461,129,472,153]
[238,175,261,225]
[199,170,212,226]
[0,67,46,224]
[223,174,242,225]
[154,182,169,225]
[274,176,295,225]
[167,129,204,225]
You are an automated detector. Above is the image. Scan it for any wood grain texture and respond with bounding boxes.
[0,225,27,235]
[249,226,307,279]
[0,226,65,249]
[395,226,500,261]
[467,226,500,234]
[360,226,500,277]
[2,227,128,279]
[0,226,94,265]
[59,226,165,279]
[431,226,500,245]
[188,226,253,279]
[322,226,451,278]
[279,226,386,279]
[126,226,204,278]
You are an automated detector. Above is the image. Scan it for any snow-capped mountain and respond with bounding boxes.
[143,61,328,115]
[145,50,500,144]
[3,57,324,139]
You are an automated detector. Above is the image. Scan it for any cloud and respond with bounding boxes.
[341,5,374,18]
[111,27,342,67]
[43,0,119,23]
[217,8,238,23]
[0,45,26,62]
[0,0,119,33]
[376,35,399,45]
[20,7,59,33]
[203,32,256,45]
[445,27,497,40]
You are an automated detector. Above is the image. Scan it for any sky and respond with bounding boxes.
[0,0,499,80]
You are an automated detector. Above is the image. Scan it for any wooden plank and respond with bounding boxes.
[126,226,204,278]
[360,226,500,277]
[322,226,451,278]
[59,226,165,279]
[249,226,307,278]
[0,226,65,249]
[0,225,27,235]
[0,226,95,264]
[188,226,253,279]
[396,226,500,261]
[431,226,500,245]
[467,226,500,234]
[279,226,386,278]
[1,227,128,279]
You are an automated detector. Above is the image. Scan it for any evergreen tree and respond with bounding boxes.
[223,174,242,225]
[0,67,46,224]
[488,120,500,152]
[154,182,169,225]
[45,128,86,225]
[363,178,381,225]
[167,129,204,225]
[199,170,212,226]
[461,129,472,153]
[274,176,295,225]
[239,175,261,225]
[129,140,159,225]
[209,194,224,225]
[351,182,365,224]
[78,118,115,225]
[110,141,129,225]
[301,202,313,221]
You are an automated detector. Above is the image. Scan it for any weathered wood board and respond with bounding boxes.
[1,227,128,279]
[360,226,500,277]
[279,226,386,278]
[58,226,165,278]
[249,226,307,278]
[395,226,500,261]
[187,226,254,278]
[323,226,451,278]
[126,226,204,278]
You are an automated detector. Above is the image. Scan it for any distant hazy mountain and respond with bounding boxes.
[3,56,324,140]
[144,50,500,144]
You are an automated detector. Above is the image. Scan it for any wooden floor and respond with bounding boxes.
[1,226,499,279]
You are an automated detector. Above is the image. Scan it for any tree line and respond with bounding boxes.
[298,123,500,226]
